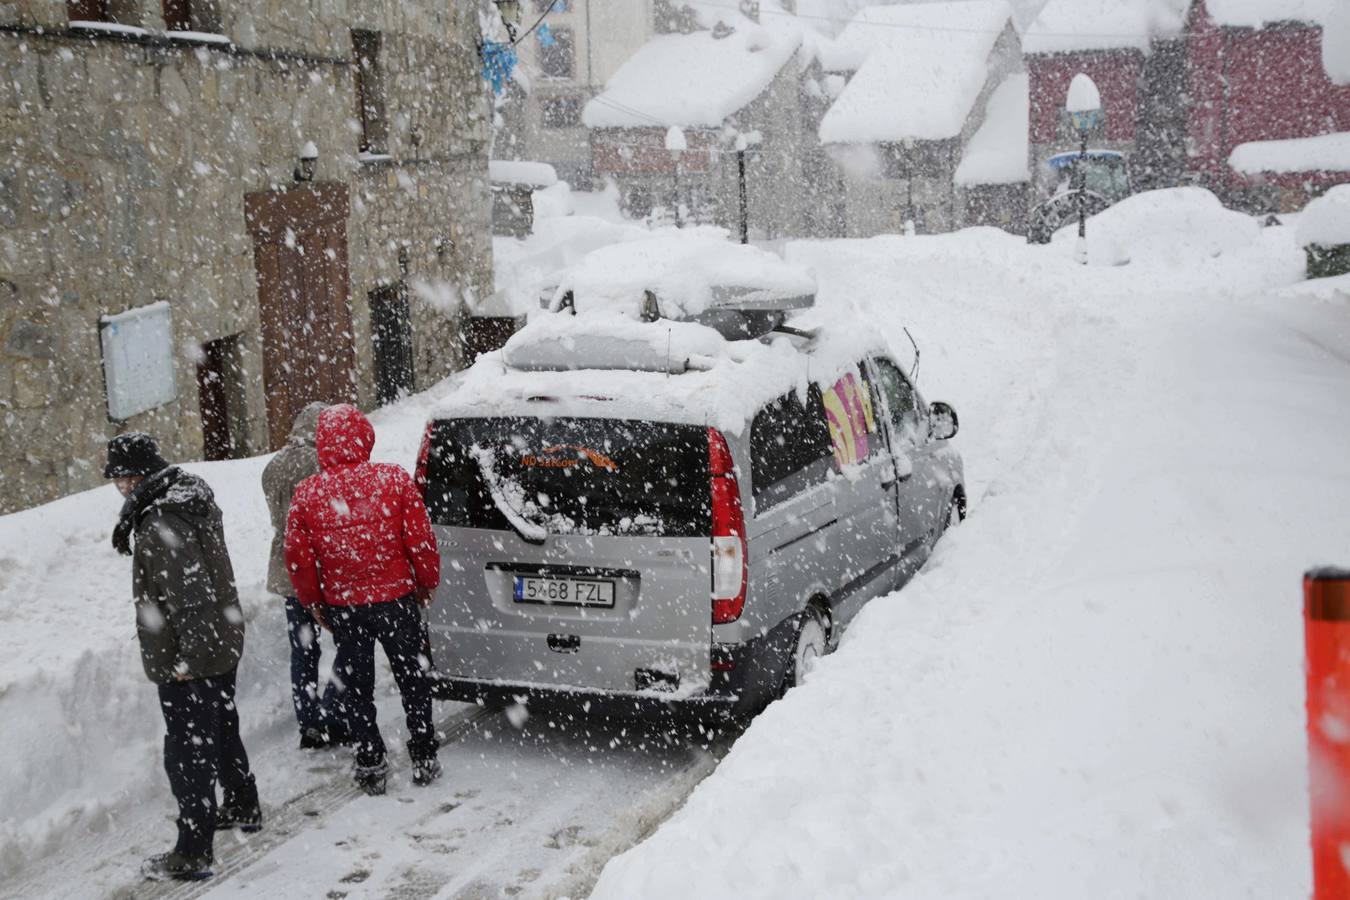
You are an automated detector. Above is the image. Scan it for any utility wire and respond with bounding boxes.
[512,1,557,45]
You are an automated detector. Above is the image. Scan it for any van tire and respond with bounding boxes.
[785,608,827,692]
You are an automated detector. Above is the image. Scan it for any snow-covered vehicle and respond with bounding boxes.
[416,234,965,721]
[1026,149,1132,244]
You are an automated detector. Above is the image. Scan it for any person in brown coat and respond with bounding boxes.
[261,402,349,749]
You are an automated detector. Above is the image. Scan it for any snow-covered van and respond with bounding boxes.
[417,234,965,720]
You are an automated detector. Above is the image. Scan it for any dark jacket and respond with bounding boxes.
[118,467,246,684]
[284,404,440,609]
[261,403,324,596]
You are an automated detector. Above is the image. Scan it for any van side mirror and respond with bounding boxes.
[929,402,958,441]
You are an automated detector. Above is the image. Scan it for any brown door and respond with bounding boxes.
[245,184,358,450]
[197,335,243,461]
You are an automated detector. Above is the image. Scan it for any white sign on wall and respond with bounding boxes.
[100,301,178,421]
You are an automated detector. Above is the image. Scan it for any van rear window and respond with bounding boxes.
[423,417,712,538]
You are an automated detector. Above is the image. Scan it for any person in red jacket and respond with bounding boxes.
[284,404,442,794]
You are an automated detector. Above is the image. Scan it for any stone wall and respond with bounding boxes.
[0,0,492,513]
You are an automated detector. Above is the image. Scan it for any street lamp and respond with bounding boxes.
[666,125,687,228]
[1066,72,1101,265]
[733,131,761,244]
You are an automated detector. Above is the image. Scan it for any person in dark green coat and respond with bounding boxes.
[106,432,261,882]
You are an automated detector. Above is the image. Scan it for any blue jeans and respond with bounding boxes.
[326,596,438,767]
[285,597,347,737]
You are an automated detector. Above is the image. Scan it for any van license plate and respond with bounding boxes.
[513,576,615,608]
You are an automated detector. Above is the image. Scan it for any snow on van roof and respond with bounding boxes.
[488,160,558,187]
[817,1,1014,145]
[434,310,890,435]
[581,23,802,129]
[1023,0,1187,55]
[548,228,816,319]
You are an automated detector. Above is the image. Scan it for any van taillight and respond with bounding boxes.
[708,428,747,625]
[414,422,434,494]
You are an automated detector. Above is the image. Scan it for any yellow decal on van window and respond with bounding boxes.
[521,445,619,472]
[823,372,874,469]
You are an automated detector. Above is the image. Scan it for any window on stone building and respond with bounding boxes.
[541,96,582,129]
[539,27,574,79]
[352,30,389,155]
[67,0,111,22]
[162,0,190,30]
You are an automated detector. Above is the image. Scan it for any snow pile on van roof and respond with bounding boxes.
[549,228,816,319]
[439,312,884,433]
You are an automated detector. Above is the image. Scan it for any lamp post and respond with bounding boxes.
[666,125,687,228]
[1066,73,1101,266]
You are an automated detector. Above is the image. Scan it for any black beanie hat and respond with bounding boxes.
[104,432,169,479]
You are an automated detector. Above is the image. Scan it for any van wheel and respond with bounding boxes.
[786,608,827,691]
[942,490,966,534]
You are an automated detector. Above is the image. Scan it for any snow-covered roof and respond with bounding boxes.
[489,160,559,188]
[1023,0,1187,55]
[582,23,802,129]
[1204,0,1332,28]
[1228,131,1350,175]
[955,73,1031,186]
[1296,184,1350,248]
[818,1,1015,144]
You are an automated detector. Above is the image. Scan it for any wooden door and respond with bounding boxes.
[245,184,358,450]
[197,335,239,461]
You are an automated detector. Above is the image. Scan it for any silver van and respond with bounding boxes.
[417,282,964,721]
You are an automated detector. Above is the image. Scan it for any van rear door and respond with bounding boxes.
[423,417,714,697]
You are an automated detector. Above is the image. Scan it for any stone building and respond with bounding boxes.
[0,0,493,513]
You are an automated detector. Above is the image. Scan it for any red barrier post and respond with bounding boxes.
[1305,567,1350,899]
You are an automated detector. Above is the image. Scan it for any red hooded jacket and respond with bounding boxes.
[284,404,440,608]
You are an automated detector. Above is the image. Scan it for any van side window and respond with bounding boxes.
[750,386,832,508]
[870,357,924,445]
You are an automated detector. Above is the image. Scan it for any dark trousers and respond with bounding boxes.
[327,596,438,767]
[285,596,348,737]
[157,667,256,859]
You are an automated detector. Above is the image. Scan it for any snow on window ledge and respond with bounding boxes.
[165,30,231,45]
[358,151,394,164]
[68,20,150,38]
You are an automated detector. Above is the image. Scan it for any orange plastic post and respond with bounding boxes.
[1305,567,1350,899]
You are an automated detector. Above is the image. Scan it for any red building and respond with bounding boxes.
[1025,0,1350,212]
[1187,0,1350,210]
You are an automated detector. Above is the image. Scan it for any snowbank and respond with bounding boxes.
[0,385,454,882]
[1052,187,1261,268]
[592,210,1336,900]
[1297,185,1350,248]
[819,1,1014,144]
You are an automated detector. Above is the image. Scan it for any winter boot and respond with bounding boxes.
[353,759,389,796]
[216,800,263,833]
[411,756,442,787]
[142,850,213,881]
[299,726,331,750]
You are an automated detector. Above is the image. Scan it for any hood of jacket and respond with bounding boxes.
[287,401,328,448]
[316,403,375,471]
